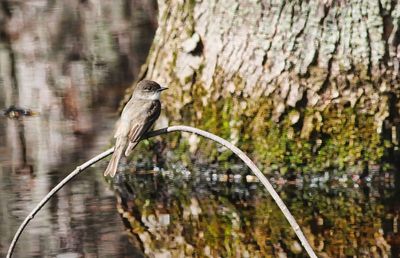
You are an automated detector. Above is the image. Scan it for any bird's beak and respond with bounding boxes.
[159,87,169,91]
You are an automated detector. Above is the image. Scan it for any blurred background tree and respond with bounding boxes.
[0,0,157,170]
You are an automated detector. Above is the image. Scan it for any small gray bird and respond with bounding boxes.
[104,80,168,177]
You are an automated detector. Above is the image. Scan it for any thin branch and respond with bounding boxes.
[6,148,114,258]
[7,125,317,258]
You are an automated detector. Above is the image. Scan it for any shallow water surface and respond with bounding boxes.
[0,109,143,257]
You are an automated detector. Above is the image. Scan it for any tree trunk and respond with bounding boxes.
[140,0,400,172]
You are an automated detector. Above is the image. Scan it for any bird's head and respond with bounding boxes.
[133,80,168,100]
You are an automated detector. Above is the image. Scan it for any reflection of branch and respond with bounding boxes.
[7,125,317,258]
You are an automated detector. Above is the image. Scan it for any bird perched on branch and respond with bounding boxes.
[104,80,168,177]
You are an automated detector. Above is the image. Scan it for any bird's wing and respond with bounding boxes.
[128,100,161,143]
[124,101,161,157]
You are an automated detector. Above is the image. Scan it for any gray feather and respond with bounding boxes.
[104,137,126,177]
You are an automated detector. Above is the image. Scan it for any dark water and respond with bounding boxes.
[1,1,400,258]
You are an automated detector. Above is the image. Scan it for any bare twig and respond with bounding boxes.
[7,125,317,258]
[6,148,114,258]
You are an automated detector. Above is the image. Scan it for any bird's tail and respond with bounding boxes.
[104,138,126,177]
[124,141,139,157]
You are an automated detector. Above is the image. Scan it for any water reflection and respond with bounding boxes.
[0,0,157,172]
[112,162,400,257]
[0,0,157,256]
[1,166,142,257]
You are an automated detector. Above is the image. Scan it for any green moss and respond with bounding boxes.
[163,69,389,173]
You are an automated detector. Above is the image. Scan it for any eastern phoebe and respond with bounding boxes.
[104,80,168,177]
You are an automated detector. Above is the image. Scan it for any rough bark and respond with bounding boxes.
[140,0,400,172]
